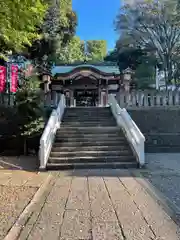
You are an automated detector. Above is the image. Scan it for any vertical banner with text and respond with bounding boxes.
[10,65,18,93]
[0,66,6,92]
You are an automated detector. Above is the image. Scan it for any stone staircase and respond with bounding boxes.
[47,107,138,170]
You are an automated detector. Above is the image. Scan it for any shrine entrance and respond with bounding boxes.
[74,89,98,106]
[50,64,121,107]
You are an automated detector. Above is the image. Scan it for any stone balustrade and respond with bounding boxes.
[116,90,180,108]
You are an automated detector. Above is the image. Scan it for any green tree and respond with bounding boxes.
[57,36,85,63]
[0,0,47,58]
[27,0,77,69]
[15,76,44,154]
[134,57,156,89]
[86,40,107,61]
[116,0,180,85]
[105,48,147,72]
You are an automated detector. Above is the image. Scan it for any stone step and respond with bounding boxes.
[50,150,131,158]
[57,131,122,136]
[64,111,112,114]
[55,137,126,142]
[63,112,112,115]
[49,155,135,163]
[65,107,110,111]
[61,122,116,125]
[63,117,113,120]
[64,114,112,117]
[46,161,138,170]
[55,133,125,138]
[47,107,138,170]
[62,118,115,121]
[58,126,119,133]
[61,123,116,127]
[53,141,129,147]
[62,120,115,123]
[51,145,130,152]
[64,113,112,117]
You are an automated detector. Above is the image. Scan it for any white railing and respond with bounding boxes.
[39,94,66,170]
[108,94,145,167]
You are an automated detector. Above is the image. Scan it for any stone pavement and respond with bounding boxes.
[0,169,49,239]
[141,153,180,213]
[17,169,180,240]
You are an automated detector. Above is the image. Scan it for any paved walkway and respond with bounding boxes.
[0,169,49,239]
[18,169,180,240]
[142,153,180,213]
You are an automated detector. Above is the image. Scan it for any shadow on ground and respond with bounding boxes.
[64,153,180,224]
[0,155,39,172]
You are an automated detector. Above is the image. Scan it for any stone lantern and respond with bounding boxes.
[42,73,52,107]
[123,67,133,92]
[42,73,51,94]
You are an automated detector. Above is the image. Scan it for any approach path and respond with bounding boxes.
[17,169,180,240]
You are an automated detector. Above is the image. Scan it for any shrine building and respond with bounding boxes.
[46,63,121,107]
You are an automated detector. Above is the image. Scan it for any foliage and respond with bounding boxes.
[104,49,119,63]
[15,75,44,138]
[57,36,85,64]
[0,0,47,57]
[0,104,19,136]
[56,39,108,64]
[105,48,147,71]
[27,0,77,70]
[135,62,156,89]
[115,0,180,85]
[86,40,107,61]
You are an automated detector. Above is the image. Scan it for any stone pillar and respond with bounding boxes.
[74,98,76,107]
[56,90,61,104]
[45,91,51,106]
[123,68,133,93]
[100,90,106,107]
[70,89,74,107]
[52,91,58,107]
[106,79,109,106]
[42,74,51,107]
[123,68,133,107]
[98,79,101,107]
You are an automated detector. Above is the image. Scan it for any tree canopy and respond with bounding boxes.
[57,36,85,64]
[26,0,77,70]
[115,0,180,85]
[86,40,107,61]
[56,39,108,64]
[105,48,147,71]
[0,0,47,58]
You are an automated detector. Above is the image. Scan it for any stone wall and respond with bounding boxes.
[128,107,180,153]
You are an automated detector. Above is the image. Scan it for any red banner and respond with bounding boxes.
[10,65,18,93]
[0,66,6,93]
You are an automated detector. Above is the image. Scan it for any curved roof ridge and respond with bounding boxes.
[52,64,120,76]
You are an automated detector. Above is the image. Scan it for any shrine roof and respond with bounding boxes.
[51,63,120,76]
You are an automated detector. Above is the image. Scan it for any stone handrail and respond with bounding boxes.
[39,94,66,170]
[108,94,145,167]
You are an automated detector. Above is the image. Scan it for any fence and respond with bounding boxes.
[116,90,180,108]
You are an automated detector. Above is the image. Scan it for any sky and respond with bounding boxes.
[72,0,121,52]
